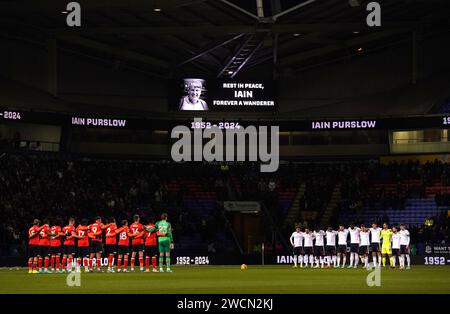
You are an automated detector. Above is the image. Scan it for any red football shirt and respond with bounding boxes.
[28,226,40,245]
[62,225,75,246]
[105,224,117,245]
[76,226,89,247]
[117,226,130,246]
[145,224,157,246]
[88,223,103,242]
[50,225,62,247]
[129,223,144,245]
[39,225,50,246]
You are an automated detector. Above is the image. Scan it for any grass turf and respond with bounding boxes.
[0,265,449,294]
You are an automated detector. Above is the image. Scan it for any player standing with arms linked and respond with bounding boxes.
[369,223,382,268]
[116,220,131,272]
[73,219,90,272]
[313,228,325,268]
[290,225,303,268]
[391,226,401,268]
[380,223,393,268]
[130,214,145,272]
[359,225,370,268]
[28,219,42,274]
[38,218,51,273]
[325,227,337,268]
[62,218,76,273]
[348,224,360,269]
[49,218,63,273]
[337,224,349,268]
[399,224,411,269]
[88,216,104,272]
[147,213,174,272]
[105,217,117,273]
[145,218,159,272]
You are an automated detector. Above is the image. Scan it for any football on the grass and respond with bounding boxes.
[240,264,248,270]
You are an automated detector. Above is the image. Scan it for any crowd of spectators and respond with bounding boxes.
[1,153,449,258]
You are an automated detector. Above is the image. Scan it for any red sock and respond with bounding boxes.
[56,255,60,269]
[124,256,128,269]
[68,256,73,269]
[131,257,135,268]
[38,257,43,269]
[89,258,93,268]
[152,256,157,269]
[62,256,67,270]
[33,257,38,270]
[108,254,114,268]
[145,256,150,270]
[44,256,49,269]
[117,256,122,269]
[139,257,144,268]
[28,259,33,271]
[50,255,55,269]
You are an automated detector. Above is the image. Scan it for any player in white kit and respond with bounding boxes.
[348,224,360,268]
[313,228,326,268]
[337,225,349,268]
[369,223,382,267]
[325,227,338,267]
[391,226,401,268]
[359,224,370,268]
[290,225,303,268]
[302,229,315,268]
[399,224,411,269]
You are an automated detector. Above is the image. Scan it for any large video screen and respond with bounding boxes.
[169,78,277,112]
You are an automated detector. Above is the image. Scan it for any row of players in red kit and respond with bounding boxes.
[27,214,158,273]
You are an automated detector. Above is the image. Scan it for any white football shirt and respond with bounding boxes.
[392,233,401,249]
[290,232,303,247]
[302,232,315,247]
[348,227,360,244]
[369,227,382,243]
[313,230,325,246]
[399,229,410,246]
[338,229,349,245]
[326,230,337,246]
[360,230,370,246]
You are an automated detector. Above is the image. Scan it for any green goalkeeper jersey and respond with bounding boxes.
[152,220,173,242]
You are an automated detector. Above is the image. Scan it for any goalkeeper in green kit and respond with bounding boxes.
[146,213,174,272]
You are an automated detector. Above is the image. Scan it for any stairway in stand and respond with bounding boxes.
[283,182,306,229]
[319,183,341,227]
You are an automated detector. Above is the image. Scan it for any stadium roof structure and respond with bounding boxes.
[1,0,449,79]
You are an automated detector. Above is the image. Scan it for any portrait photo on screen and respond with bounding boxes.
[178,78,209,111]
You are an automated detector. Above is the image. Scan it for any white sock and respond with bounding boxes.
[400,255,404,267]
[364,256,369,268]
[314,257,319,267]
[294,255,297,267]
[378,255,382,266]
[320,257,324,268]
[350,253,354,267]
[327,256,331,267]
[333,255,337,266]
[392,256,396,267]
[354,253,359,267]
[372,255,377,266]
[337,256,341,267]
[342,255,346,267]
[299,255,303,267]
[304,255,308,267]
[309,255,314,266]
[406,254,410,267]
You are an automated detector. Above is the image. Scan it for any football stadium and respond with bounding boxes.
[1,0,450,299]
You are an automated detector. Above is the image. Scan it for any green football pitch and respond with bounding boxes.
[0,265,449,294]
